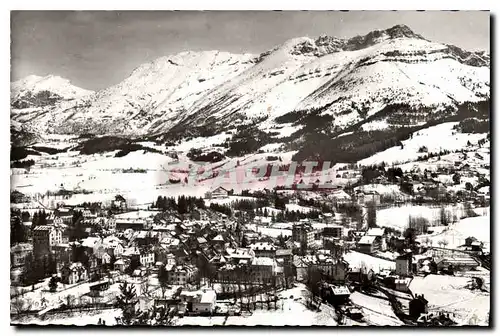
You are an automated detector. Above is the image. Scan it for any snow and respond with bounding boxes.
[416,213,490,252]
[171,133,232,152]
[359,122,488,166]
[350,291,403,326]
[247,224,292,238]
[176,284,339,326]
[13,30,489,138]
[409,275,490,326]
[12,309,122,326]
[11,75,93,100]
[376,204,465,231]
[114,210,160,219]
[354,184,409,200]
[259,143,284,152]
[285,203,315,213]
[344,251,395,273]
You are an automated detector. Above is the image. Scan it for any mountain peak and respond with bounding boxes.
[285,24,426,57]
[11,74,93,108]
[384,24,418,37]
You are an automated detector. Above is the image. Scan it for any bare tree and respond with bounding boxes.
[11,296,25,315]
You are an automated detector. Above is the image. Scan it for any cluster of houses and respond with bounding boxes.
[10,179,489,322]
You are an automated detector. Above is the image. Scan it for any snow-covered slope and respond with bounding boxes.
[11,75,93,104]
[358,122,489,166]
[11,25,489,140]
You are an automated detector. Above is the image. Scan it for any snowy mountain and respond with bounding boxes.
[11,75,93,108]
[11,25,489,147]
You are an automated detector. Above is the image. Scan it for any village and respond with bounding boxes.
[10,154,491,326]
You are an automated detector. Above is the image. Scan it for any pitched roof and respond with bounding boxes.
[33,225,52,231]
[358,235,376,245]
[366,228,385,237]
[330,285,351,296]
[199,290,216,303]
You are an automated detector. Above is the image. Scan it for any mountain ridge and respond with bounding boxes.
[11,25,490,152]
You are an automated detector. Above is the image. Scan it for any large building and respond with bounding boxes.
[166,264,198,285]
[249,242,277,258]
[292,223,315,248]
[250,257,277,284]
[205,186,230,199]
[33,225,63,257]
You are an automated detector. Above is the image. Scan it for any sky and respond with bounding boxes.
[11,11,490,91]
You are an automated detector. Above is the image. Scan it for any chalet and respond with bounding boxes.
[357,235,378,254]
[100,217,115,230]
[395,278,412,292]
[102,236,125,257]
[366,228,386,238]
[211,234,226,247]
[179,289,217,315]
[224,247,255,265]
[192,289,217,315]
[328,190,352,205]
[54,207,73,224]
[113,195,127,211]
[254,216,272,226]
[114,259,128,272]
[61,262,88,285]
[205,186,230,199]
[101,252,112,265]
[82,209,97,220]
[465,236,481,247]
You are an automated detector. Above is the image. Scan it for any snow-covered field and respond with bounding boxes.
[12,308,122,326]
[409,275,490,326]
[344,251,395,273]
[358,122,488,166]
[416,214,490,252]
[246,224,292,238]
[350,291,403,326]
[376,204,466,231]
[177,284,338,326]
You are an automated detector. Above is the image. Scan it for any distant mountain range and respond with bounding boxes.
[11,24,490,160]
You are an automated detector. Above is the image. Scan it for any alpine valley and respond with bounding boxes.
[10,22,492,327]
[10,24,490,201]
